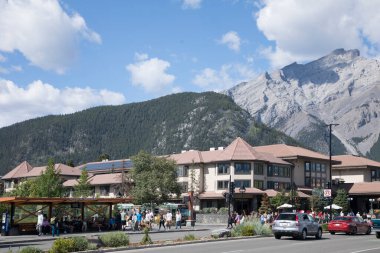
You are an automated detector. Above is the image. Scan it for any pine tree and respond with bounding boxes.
[74,168,92,197]
[259,193,270,214]
[333,188,349,213]
[33,158,63,197]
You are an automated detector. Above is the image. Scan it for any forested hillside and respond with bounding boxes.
[0,92,299,174]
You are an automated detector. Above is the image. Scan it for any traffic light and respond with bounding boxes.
[229,182,235,196]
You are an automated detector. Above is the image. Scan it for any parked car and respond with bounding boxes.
[328,216,371,235]
[272,212,322,240]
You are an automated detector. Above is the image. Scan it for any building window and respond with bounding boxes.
[180,182,188,193]
[267,181,290,190]
[177,166,189,177]
[267,165,291,177]
[254,163,264,175]
[99,185,110,196]
[305,162,327,187]
[217,163,230,175]
[235,163,251,175]
[254,180,264,189]
[371,169,380,182]
[234,180,251,188]
[217,180,229,190]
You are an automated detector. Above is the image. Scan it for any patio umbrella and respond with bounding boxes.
[277,203,293,209]
[324,204,342,210]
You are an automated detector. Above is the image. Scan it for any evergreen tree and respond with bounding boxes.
[270,191,289,209]
[74,169,92,197]
[33,158,63,197]
[333,188,349,213]
[130,151,181,205]
[259,193,270,214]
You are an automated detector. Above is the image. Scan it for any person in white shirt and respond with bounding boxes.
[175,210,182,229]
[166,212,172,230]
[36,210,44,236]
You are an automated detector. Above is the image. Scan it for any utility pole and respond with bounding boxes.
[326,123,339,221]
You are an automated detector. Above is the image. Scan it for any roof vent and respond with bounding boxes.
[218,147,224,150]
[210,147,216,151]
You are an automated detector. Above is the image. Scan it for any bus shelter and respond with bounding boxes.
[0,197,132,235]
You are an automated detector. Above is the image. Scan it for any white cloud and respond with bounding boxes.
[126,53,176,93]
[0,79,126,127]
[193,64,257,91]
[256,0,380,68]
[182,0,202,9]
[219,31,241,52]
[0,0,101,74]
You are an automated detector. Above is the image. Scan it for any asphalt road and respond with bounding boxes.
[117,233,380,253]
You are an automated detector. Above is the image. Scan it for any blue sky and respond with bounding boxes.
[1,0,380,127]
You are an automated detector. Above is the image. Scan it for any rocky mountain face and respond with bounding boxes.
[226,49,380,160]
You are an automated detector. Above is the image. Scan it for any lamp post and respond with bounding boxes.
[326,123,339,221]
[369,198,375,215]
[239,185,246,214]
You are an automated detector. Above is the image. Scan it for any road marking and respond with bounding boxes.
[350,247,380,253]
[220,250,244,253]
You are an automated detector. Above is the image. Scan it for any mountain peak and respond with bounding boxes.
[331,48,360,57]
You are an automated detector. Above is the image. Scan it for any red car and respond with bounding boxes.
[328,216,371,235]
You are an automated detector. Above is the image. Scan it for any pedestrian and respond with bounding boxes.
[232,212,237,226]
[175,210,182,229]
[50,215,59,237]
[166,211,172,230]
[159,213,166,231]
[136,210,142,230]
[36,210,43,236]
[227,214,233,228]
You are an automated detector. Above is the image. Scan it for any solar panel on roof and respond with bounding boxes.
[84,160,133,171]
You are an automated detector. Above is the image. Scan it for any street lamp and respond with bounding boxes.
[326,123,339,221]
[239,185,246,214]
[369,198,375,215]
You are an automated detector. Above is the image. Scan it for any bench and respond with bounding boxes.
[18,223,37,235]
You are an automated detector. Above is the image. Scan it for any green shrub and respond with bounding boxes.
[241,225,254,236]
[87,243,98,250]
[49,238,75,253]
[217,207,229,215]
[321,223,328,231]
[71,237,89,252]
[19,247,43,253]
[231,217,272,237]
[141,227,153,245]
[99,231,129,248]
[183,234,196,241]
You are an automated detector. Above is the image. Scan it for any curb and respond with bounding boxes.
[0,228,209,246]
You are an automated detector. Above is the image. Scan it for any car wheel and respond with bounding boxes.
[351,227,357,235]
[301,229,307,240]
[366,227,371,235]
[275,234,281,239]
[330,231,335,235]
[316,228,322,239]
[376,232,380,239]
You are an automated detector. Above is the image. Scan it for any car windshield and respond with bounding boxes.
[277,213,296,221]
[333,216,351,221]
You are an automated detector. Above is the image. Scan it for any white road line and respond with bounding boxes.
[350,247,380,253]
[220,250,245,253]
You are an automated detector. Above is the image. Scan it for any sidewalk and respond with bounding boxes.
[0,225,214,245]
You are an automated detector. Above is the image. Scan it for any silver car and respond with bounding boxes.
[272,212,322,240]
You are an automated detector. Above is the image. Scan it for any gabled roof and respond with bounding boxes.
[337,182,380,195]
[88,173,122,185]
[2,161,33,180]
[169,138,290,165]
[332,155,380,169]
[215,138,290,165]
[254,144,338,163]
[23,164,81,177]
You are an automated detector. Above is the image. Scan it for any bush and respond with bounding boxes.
[200,207,218,214]
[321,223,328,231]
[99,231,129,248]
[217,207,229,215]
[87,243,98,250]
[19,247,44,253]
[231,217,272,237]
[241,225,254,236]
[49,238,75,253]
[183,234,196,241]
[71,237,89,252]
[141,227,153,245]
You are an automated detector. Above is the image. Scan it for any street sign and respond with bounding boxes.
[324,189,332,198]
